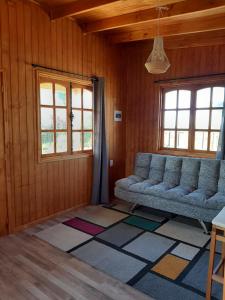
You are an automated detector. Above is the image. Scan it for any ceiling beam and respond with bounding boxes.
[109,12,225,44]
[50,0,119,20]
[82,0,225,33]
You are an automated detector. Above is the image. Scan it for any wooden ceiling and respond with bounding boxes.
[35,0,225,46]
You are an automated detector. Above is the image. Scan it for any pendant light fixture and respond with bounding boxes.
[145,6,170,74]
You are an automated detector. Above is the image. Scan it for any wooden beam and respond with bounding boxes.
[50,0,119,20]
[82,0,225,33]
[109,13,225,44]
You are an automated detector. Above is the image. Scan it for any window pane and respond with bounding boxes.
[195,110,209,129]
[40,82,53,106]
[164,111,176,129]
[178,90,191,108]
[56,108,67,130]
[210,131,220,151]
[177,110,190,129]
[72,132,82,151]
[83,132,92,150]
[41,132,54,154]
[83,111,93,130]
[41,107,54,130]
[211,109,222,130]
[212,87,224,107]
[163,130,175,148]
[83,89,93,109]
[196,88,211,108]
[72,88,82,108]
[165,90,177,109]
[56,132,67,153]
[194,131,208,150]
[177,131,188,149]
[72,110,82,130]
[55,84,67,106]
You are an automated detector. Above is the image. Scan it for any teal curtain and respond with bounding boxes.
[217,107,225,159]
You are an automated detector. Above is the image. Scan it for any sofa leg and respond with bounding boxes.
[129,203,139,213]
[198,220,210,235]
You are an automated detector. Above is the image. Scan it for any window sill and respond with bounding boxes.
[155,149,216,159]
[38,152,93,164]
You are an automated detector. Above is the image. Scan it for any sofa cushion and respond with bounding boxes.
[182,189,215,208]
[129,179,154,193]
[116,175,143,191]
[218,161,225,194]
[148,154,166,183]
[163,156,182,188]
[162,186,190,200]
[198,159,220,193]
[144,182,170,197]
[134,153,152,179]
[205,192,225,210]
[180,158,200,191]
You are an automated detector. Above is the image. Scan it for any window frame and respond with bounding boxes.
[36,70,94,162]
[158,78,225,158]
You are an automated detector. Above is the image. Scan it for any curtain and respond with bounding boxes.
[91,77,109,205]
[216,107,225,160]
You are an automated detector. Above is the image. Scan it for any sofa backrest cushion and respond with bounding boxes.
[134,153,152,179]
[148,154,167,184]
[218,161,225,194]
[163,156,182,188]
[180,158,200,191]
[198,159,220,193]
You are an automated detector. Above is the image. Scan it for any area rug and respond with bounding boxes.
[35,202,222,300]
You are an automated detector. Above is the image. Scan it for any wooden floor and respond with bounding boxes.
[0,209,152,300]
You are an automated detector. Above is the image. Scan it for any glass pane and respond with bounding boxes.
[72,88,82,108]
[41,107,54,130]
[194,131,208,150]
[177,131,188,149]
[56,132,67,153]
[55,84,66,106]
[210,132,220,151]
[212,87,224,107]
[83,111,93,130]
[165,90,177,109]
[83,132,92,150]
[163,130,175,148]
[72,110,82,130]
[211,109,222,130]
[177,110,190,129]
[178,90,191,108]
[40,82,53,106]
[196,88,211,108]
[195,110,209,129]
[56,108,67,130]
[83,89,93,109]
[41,132,54,154]
[72,132,82,151]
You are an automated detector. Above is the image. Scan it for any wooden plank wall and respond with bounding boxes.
[0,0,125,234]
[123,41,225,175]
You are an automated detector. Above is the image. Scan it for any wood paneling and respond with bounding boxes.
[0,0,125,234]
[123,42,225,175]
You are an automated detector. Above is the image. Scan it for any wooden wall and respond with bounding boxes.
[123,41,225,175]
[0,0,125,234]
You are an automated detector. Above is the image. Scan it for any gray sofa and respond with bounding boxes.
[115,153,225,231]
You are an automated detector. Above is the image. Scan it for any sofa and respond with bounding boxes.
[115,153,225,229]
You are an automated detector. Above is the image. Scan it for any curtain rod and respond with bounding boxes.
[32,64,98,81]
[154,72,225,84]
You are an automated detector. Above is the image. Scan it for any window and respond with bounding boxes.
[38,73,93,159]
[161,84,225,153]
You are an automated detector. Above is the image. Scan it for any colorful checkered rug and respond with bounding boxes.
[35,201,222,300]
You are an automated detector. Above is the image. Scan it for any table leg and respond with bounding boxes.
[206,228,216,300]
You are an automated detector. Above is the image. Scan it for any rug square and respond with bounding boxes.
[35,224,92,251]
[156,220,210,247]
[171,243,200,260]
[206,240,222,254]
[74,206,128,227]
[71,240,146,283]
[152,254,189,280]
[134,272,205,300]
[124,216,161,231]
[134,209,166,223]
[112,200,131,213]
[97,223,143,247]
[123,232,175,262]
[63,218,105,235]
